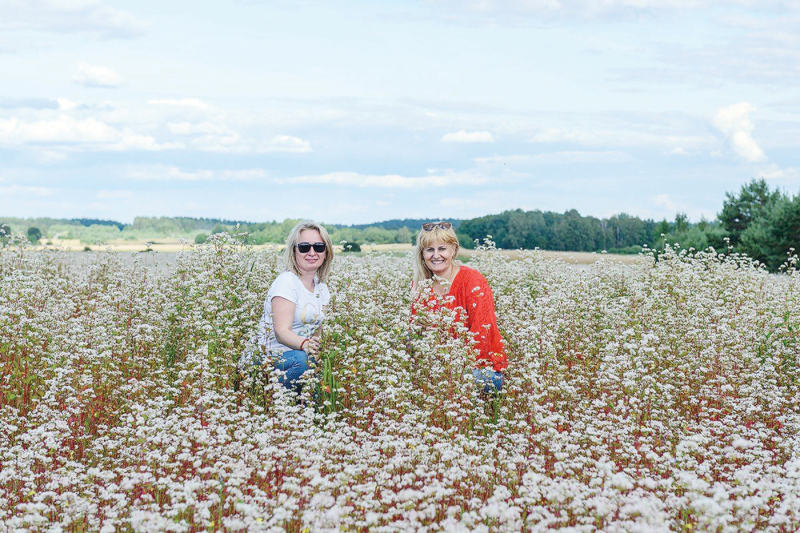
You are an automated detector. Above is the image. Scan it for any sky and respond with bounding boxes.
[1,0,799,225]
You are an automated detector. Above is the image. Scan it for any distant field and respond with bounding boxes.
[43,238,639,265]
[363,243,639,264]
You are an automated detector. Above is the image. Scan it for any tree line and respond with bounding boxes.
[2,179,798,270]
[456,178,799,271]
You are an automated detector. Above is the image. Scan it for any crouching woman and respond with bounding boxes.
[411,221,508,393]
[239,220,333,392]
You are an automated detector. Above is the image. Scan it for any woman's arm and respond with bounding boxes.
[463,275,508,371]
[272,297,320,354]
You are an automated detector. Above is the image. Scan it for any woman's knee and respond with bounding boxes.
[274,350,314,391]
[276,349,309,372]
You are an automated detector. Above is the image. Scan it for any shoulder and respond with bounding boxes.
[457,265,488,285]
[269,271,301,299]
[272,270,300,287]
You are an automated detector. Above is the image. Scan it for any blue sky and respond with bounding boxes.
[1,0,799,225]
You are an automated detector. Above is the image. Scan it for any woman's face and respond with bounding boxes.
[422,240,456,277]
[295,228,326,276]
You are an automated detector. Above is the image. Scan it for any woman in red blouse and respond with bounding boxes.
[411,221,508,392]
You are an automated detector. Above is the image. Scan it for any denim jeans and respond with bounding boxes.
[473,368,503,394]
[272,349,315,393]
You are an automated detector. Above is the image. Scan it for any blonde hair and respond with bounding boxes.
[413,222,460,285]
[283,220,334,282]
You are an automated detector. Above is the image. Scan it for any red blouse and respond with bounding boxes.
[412,265,508,372]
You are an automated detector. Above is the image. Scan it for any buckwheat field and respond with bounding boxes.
[2,237,799,532]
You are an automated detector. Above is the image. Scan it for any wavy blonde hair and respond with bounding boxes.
[283,220,335,282]
[413,222,461,285]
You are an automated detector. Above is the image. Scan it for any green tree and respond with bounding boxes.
[505,209,549,249]
[362,226,396,244]
[395,226,412,244]
[551,209,602,251]
[459,213,510,247]
[653,219,671,244]
[740,195,800,271]
[674,213,689,234]
[719,178,783,247]
[27,227,42,244]
[211,223,228,236]
[456,232,476,249]
[607,213,654,250]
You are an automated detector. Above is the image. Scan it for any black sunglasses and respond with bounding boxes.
[296,242,326,253]
[422,221,452,231]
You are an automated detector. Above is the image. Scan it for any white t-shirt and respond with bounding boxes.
[256,271,331,355]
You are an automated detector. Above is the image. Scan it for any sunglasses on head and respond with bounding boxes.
[421,221,452,231]
[296,241,326,254]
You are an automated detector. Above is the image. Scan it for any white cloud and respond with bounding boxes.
[191,133,243,153]
[475,150,633,165]
[531,128,713,149]
[0,115,180,151]
[164,121,246,152]
[427,0,786,21]
[442,130,495,143]
[259,135,313,154]
[57,98,78,110]
[167,121,229,135]
[0,110,304,156]
[36,149,69,163]
[277,170,489,188]
[0,116,117,143]
[327,202,371,217]
[74,62,122,87]
[439,197,489,209]
[755,164,799,186]
[148,98,212,110]
[712,102,767,163]
[0,184,53,196]
[112,132,180,151]
[760,167,785,180]
[219,169,267,180]
[97,189,133,199]
[654,193,677,213]
[128,166,213,181]
[0,0,147,38]
[127,166,266,181]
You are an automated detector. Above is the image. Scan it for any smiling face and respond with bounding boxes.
[422,240,456,277]
[294,228,326,276]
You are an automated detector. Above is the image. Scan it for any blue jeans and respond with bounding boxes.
[473,368,503,394]
[272,350,315,392]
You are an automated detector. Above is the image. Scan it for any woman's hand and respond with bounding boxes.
[303,336,321,355]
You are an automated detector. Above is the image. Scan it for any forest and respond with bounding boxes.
[458,178,799,270]
[2,179,798,271]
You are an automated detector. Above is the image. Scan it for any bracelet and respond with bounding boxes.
[300,338,309,351]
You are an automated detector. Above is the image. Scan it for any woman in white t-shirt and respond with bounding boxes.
[240,220,333,392]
